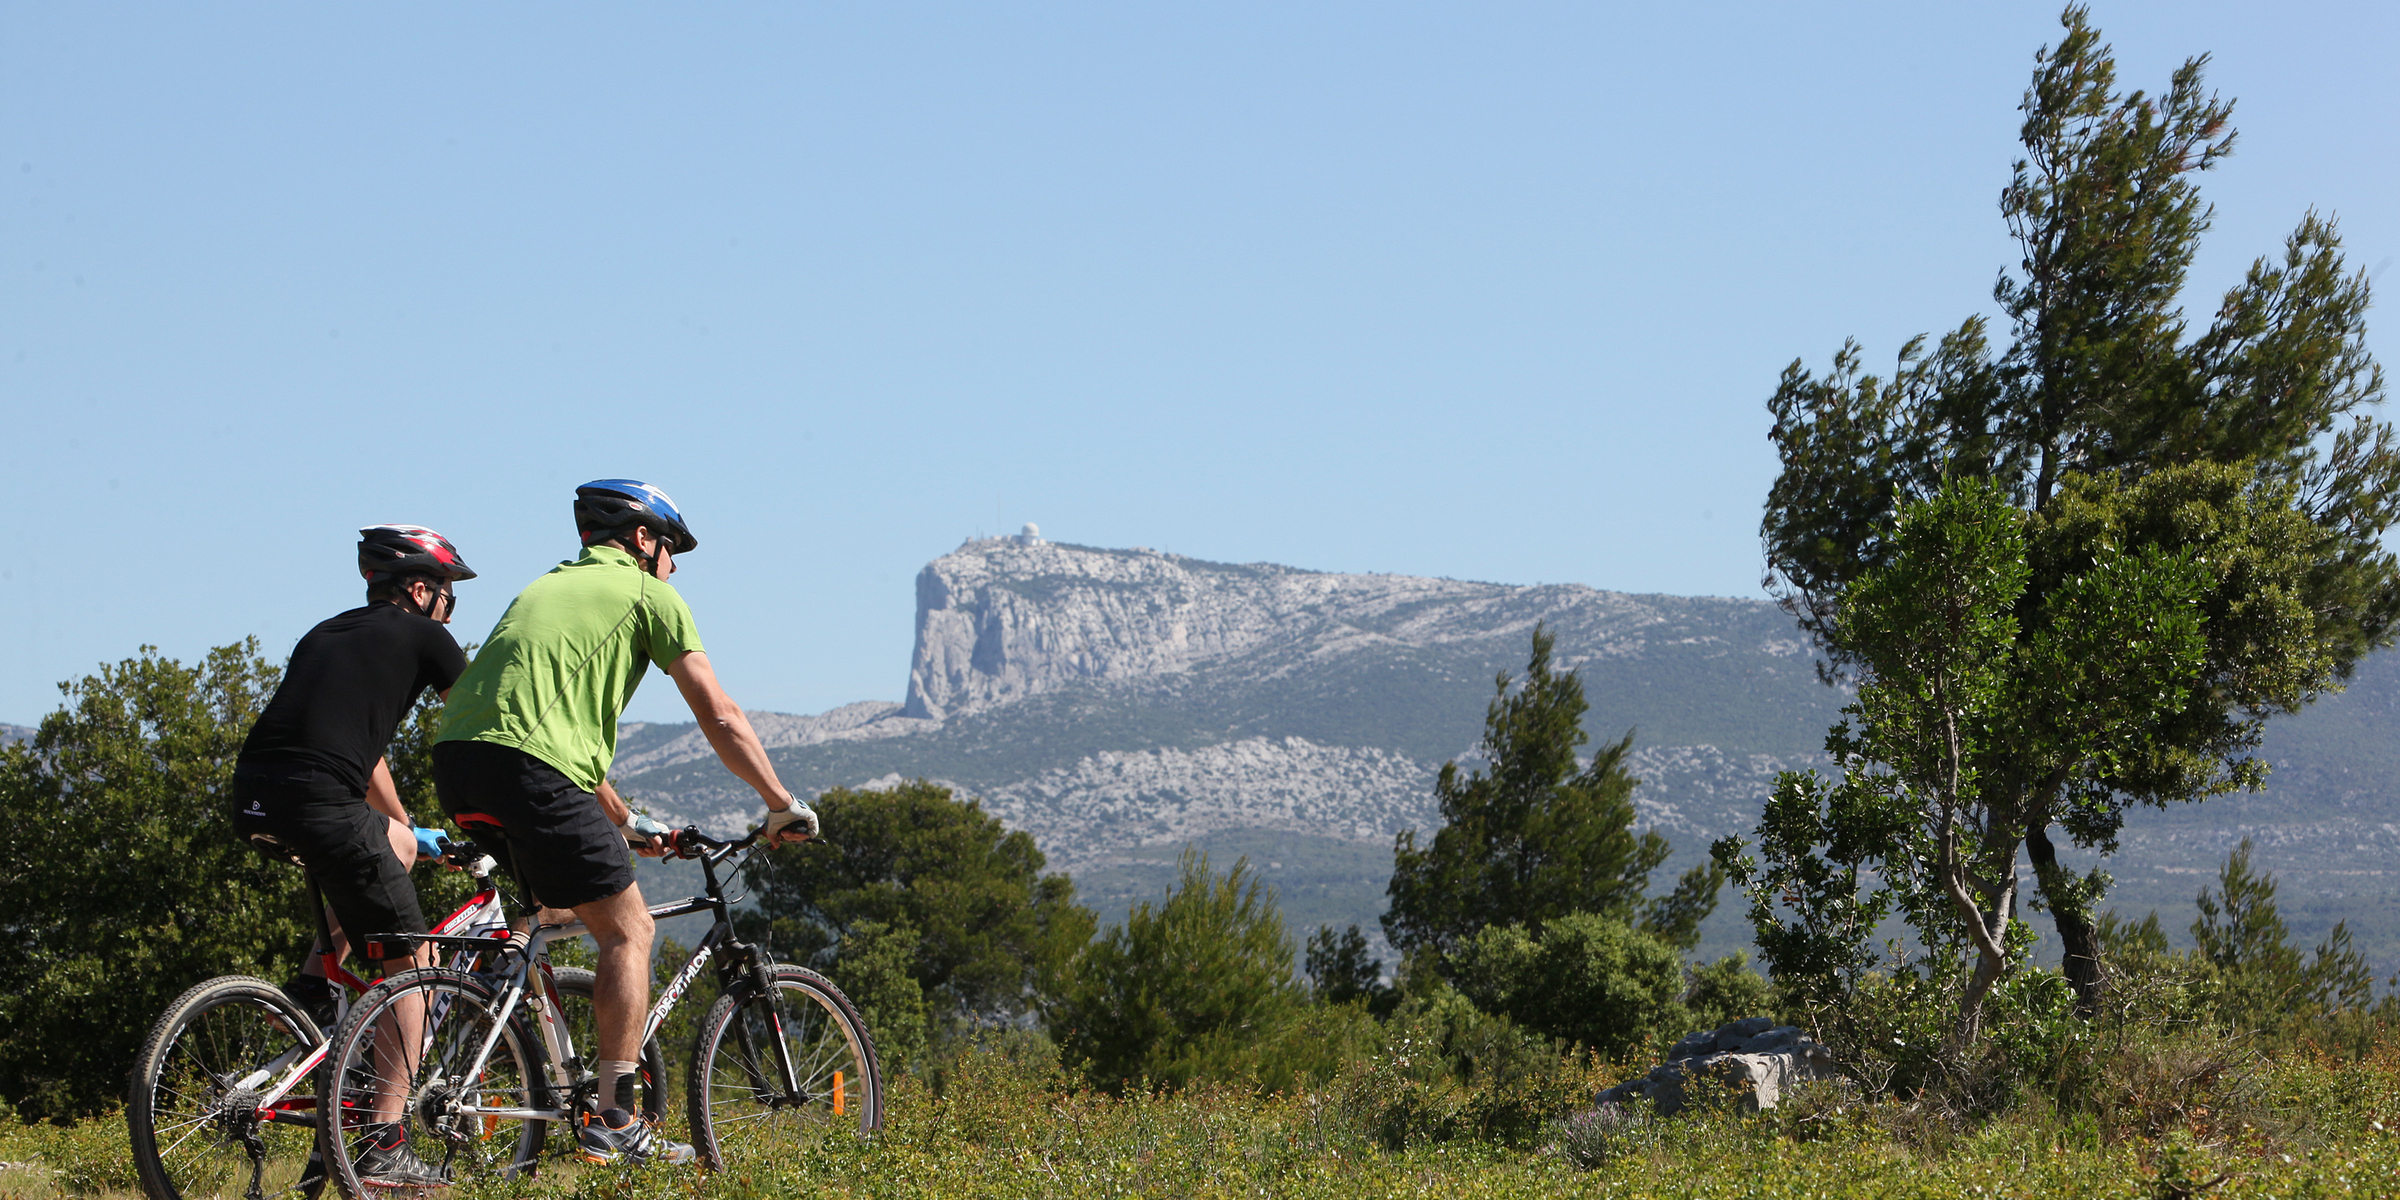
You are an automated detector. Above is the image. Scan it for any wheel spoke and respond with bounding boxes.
[689,966,882,1169]
[320,970,550,1197]
[130,978,321,1200]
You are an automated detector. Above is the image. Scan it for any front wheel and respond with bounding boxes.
[319,968,551,1200]
[687,964,882,1169]
[129,975,325,1200]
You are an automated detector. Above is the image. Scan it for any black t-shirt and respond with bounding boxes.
[239,603,468,797]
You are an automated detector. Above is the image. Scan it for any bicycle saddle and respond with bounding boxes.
[247,832,308,868]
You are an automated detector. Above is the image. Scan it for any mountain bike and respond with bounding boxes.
[125,839,665,1200]
[317,823,880,1197]
[127,838,506,1200]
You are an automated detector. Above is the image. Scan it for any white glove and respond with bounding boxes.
[763,804,818,843]
[620,812,672,845]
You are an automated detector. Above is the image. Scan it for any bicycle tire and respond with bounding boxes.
[129,975,326,1200]
[319,968,551,1200]
[547,965,667,1123]
[687,963,882,1169]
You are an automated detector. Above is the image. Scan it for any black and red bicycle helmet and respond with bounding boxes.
[574,479,697,554]
[358,524,477,583]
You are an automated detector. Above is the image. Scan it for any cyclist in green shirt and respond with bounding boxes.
[433,479,816,1166]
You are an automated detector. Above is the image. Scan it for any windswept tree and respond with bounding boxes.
[1753,6,2400,1016]
[1383,625,1721,968]
[1726,478,2215,1040]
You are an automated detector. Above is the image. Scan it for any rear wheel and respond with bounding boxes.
[687,964,881,1170]
[319,968,550,1200]
[129,975,326,1200]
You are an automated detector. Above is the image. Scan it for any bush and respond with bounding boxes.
[840,919,931,1076]
[1335,983,1604,1148]
[739,779,1095,1031]
[1048,850,1306,1092]
[1549,1101,1655,1170]
[1450,911,1685,1060]
[1682,951,1777,1033]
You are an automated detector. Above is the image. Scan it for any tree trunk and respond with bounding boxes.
[2027,822,2102,1019]
[1952,873,2018,1049]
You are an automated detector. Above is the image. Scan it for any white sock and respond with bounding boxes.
[596,1060,638,1116]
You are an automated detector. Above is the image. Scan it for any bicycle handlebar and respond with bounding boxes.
[661,825,759,860]
[438,838,501,880]
[660,823,821,862]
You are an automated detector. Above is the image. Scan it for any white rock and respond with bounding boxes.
[1596,1019,1841,1116]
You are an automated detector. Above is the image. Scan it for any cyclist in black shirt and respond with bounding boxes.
[231,524,473,1187]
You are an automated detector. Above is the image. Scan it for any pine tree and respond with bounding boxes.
[1049,850,1303,1091]
[1304,923,1390,1010]
[1382,626,1720,967]
[2192,838,2373,1031]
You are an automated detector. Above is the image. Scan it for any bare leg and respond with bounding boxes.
[571,882,656,1089]
[366,814,439,1123]
[304,915,349,978]
[366,976,428,1124]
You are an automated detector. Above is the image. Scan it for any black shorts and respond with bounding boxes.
[433,739,634,911]
[232,760,426,958]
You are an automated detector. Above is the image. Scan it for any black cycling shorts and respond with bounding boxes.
[432,739,634,911]
[232,760,426,958]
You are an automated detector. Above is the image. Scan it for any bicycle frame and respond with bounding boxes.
[244,852,510,1130]
[388,827,805,1128]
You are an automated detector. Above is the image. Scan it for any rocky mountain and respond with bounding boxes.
[616,536,1842,961]
[614,536,2400,974]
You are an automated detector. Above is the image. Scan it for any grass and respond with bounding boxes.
[20,1036,2400,1199]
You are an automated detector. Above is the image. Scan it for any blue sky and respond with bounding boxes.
[4,2,2393,725]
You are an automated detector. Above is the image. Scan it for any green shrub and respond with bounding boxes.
[1251,999,1385,1093]
[1682,951,1777,1032]
[1336,983,1604,1149]
[739,778,1095,1029]
[1450,911,1685,1060]
[1048,850,1306,1092]
[839,919,931,1076]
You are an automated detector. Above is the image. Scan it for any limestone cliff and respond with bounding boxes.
[900,537,1806,722]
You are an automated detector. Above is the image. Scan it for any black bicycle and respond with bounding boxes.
[317,824,881,1196]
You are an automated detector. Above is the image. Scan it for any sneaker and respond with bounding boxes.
[282,974,340,1032]
[353,1122,451,1187]
[579,1107,695,1166]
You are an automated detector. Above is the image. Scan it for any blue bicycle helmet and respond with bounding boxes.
[574,479,697,554]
